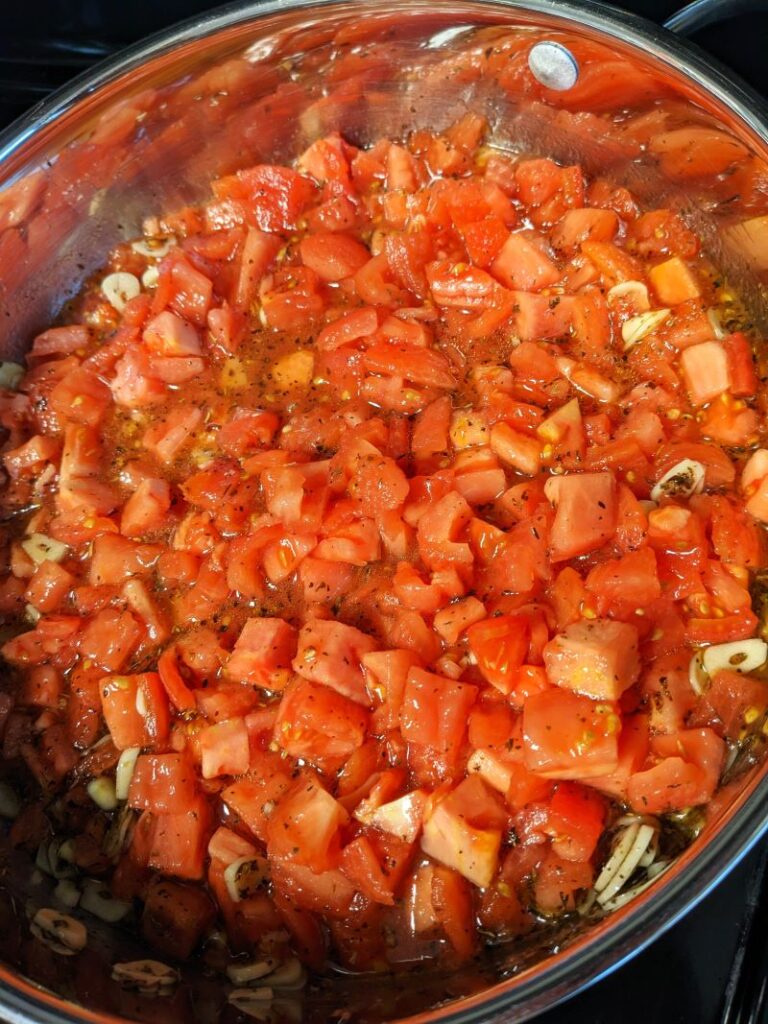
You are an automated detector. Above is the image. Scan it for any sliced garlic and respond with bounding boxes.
[87,776,118,812]
[135,686,147,718]
[30,908,86,955]
[21,533,69,566]
[607,280,650,311]
[54,879,81,909]
[650,459,706,503]
[141,265,160,289]
[228,988,274,1018]
[115,747,140,801]
[80,880,131,923]
[707,308,726,340]
[621,308,671,350]
[101,272,140,312]
[689,650,707,696]
[0,781,20,819]
[24,604,41,625]
[597,824,656,905]
[266,957,305,990]
[226,958,279,986]
[702,638,768,678]
[112,959,179,995]
[0,361,24,391]
[36,839,75,881]
[130,236,175,259]
[224,856,269,903]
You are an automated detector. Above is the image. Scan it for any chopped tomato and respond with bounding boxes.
[466,615,529,694]
[266,773,348,871]
[400,667,477,765]
[544,782,606,861]
[545,471,617,562]
[128,753,198,813]
[543,619,640,701]
[2,96,767,984]
[274,678,369,761]
[227,617,296,690]
[523,688,620,779]
[292,618,377,705]
[421,775,506,887]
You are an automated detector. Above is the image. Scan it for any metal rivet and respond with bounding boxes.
[528,41,579,91]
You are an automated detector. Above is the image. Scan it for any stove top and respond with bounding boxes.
[2,2,768,1022]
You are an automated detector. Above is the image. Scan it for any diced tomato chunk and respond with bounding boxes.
[545,782,606,861]
[128,753,198,813]
[523,688,620,780]
[421,776,506,887]
[275,678,369,761]
[543,620,640,701]
[266,773,348,871]
[680,341,731,406]
[292,618,378,705]
[545,472,617,562]
[199,718,250,778]
[227,617,296,690]
[466,615,529,694]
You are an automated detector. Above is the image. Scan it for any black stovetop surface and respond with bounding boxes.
[2,1,768,1021]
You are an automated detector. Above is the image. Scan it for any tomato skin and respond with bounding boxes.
[300,231,370,281]
[697,669,768,739]
[467,700,517,752]
[426,260,508,310]
[141,876,216,961]
[627,209,698,259]
[215,164,317,232]
[431,865,478,961]
[260,266,324,330]
[271,858,356,920]
[221,754,293,844]
[336,834,399,917]
[24,561,74,614]
[628,727,725,813]
[534,849,594,913]
[685,609,759,645]
[199,718,250,778]
[416,490,474,569]
[100,673,169,750]
[421,775,506,887]
[149,793,213,880]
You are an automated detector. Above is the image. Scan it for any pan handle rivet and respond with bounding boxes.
[528,41,579,91]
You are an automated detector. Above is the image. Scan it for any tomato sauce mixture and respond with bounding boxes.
[1,112,768,978]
